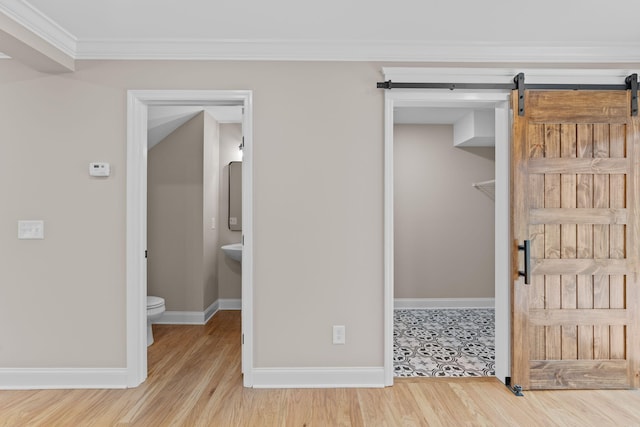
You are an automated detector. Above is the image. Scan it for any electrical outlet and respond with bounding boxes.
[333,325,345,345]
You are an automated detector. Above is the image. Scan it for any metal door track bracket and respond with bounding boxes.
[515,73,525,116]
[626,73,638,116]
[505,377,524,396]
[509,384,524,397]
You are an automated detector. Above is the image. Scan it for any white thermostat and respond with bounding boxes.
[89,162,110,177]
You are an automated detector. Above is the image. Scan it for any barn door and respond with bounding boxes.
[511,90,640,390]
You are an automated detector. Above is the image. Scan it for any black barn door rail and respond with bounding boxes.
[377,72,639,116]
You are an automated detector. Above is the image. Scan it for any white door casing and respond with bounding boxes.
[383,86,511,385]
[126,90,254,387]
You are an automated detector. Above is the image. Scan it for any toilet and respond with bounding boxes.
[147,296,166,346]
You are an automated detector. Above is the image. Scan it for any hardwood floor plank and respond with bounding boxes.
[2,311,640,426]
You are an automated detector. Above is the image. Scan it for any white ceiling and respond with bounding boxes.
[394,107,474,125]
[1,0,639,62]
[22,0,640,43]
[394,107,496,146]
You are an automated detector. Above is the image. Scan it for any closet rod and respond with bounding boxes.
[472,179,495,188]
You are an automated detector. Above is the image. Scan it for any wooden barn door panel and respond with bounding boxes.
[511,91,640,390]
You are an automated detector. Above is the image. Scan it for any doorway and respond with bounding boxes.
[393,117,496,377]
[126,90,254,388]
[383,89,511,386]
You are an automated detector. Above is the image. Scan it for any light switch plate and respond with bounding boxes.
[18,220,44,239]
[333,325,346,345]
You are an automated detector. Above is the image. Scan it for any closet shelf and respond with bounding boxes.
[472,179,495,200]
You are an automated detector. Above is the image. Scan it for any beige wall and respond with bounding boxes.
[148,120,244,308]
[218,124,243,299]
[147,112,207,311]
[0,59,383,369]
[148,112,221,312]
[202,112,221,309]
[394,125,495,299]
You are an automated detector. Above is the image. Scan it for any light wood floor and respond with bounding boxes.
[2,311,640,426]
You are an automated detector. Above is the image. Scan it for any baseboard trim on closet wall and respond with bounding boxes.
[219,298,241,310]
[394,298,495,309]
[155,299,241,325]
[0,368,128,390]
[252,367,385,388]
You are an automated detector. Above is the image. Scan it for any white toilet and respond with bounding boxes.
[147,296,166,346]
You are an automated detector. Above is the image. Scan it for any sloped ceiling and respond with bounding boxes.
[148,106,243,149]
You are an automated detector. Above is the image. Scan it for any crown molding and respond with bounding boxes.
[0,0,77,57]
[1,2,639,64]
[74,39,640,63]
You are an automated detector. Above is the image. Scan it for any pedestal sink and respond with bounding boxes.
[221,243,242,262]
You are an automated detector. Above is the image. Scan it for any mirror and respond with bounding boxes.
[228,161,242,231]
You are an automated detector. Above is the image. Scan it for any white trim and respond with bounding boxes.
[252,367,385,389]
[494,100,511,383]
[0,0,77,57]
[154,299,224,324]
[219,298,242,310]
[73,39,640,63]
[0,368,128,390]
[240,92,254,387]
[394,298,495,309]
[127,90,254,388]
[204,299,220,323]
[383,82,511,388]
[155,311,207,325]
[126,92,148,388]
[383,93,395,387]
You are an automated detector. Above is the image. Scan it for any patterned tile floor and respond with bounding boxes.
[394,309,495,377]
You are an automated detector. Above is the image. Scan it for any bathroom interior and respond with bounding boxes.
[393,106,496,377]
[145,106,244,346]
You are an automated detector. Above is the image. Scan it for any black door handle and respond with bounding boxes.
[518,240,531,285]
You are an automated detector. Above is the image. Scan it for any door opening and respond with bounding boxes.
[126,90,254,388]
[392,115,496,378]
[383,89,511,386]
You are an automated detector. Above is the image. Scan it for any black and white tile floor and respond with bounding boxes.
[394,309,495,377]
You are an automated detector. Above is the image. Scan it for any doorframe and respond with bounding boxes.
[126,90,254,387]
[383,87,512,386]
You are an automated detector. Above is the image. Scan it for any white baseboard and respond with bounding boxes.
[155,310,206,325]
[252,367,385,388]
[156,299,240,325]
[0,368,128,390]
[204,300,219,323]
[394,297,495,309]
[219,298,241,310]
